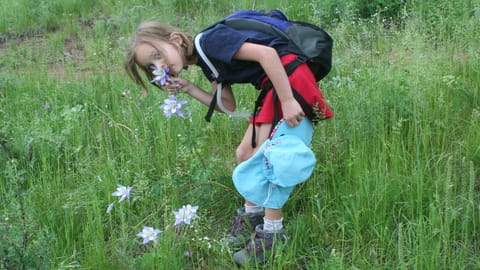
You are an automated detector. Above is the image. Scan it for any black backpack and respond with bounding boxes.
[195,10,333,146]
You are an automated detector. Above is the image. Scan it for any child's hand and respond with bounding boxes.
[281,98,305,127]
[165,77,192,95]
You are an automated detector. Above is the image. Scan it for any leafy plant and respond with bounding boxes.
[1,160,53,270]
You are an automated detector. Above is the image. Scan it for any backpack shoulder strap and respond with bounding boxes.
[195,33,221,121]
[223,18,288,40]
[194,33,249,121]
[194,33,220,80]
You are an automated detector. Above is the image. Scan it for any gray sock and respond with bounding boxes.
[263,217,283,232]
[244,204,264,214]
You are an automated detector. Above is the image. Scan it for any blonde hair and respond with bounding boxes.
[124,21,195,96]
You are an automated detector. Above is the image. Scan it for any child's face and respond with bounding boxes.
[134,41,184,77]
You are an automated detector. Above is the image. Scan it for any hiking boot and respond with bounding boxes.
[224,208,264,248]
[233,224,287,266]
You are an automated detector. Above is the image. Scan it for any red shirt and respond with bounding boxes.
[252,53,334,124]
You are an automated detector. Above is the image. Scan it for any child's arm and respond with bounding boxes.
[233,42,304,126]
[166,78,236,112]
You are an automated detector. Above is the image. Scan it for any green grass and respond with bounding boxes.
[1,0,479,269]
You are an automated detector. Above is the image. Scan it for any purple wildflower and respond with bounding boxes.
[150,66,170,86]
[106,202,115,213]
[173,204,199,226]
[160,95,187,118]
[112,184,132,202]
[136,226,163,245]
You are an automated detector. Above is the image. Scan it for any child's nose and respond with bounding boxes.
[151,60,166,69]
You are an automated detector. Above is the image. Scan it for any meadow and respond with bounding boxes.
[0,0,479,269]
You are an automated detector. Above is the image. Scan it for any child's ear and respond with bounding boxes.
[170,32,183,45]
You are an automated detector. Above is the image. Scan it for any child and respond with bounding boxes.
[124,11,333,266]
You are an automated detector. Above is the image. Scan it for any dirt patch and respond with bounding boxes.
[0,17,95,45]
[46,35,91,80]
[0,18,99,79]
[0,29,45,45]
[62,35,87,63]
